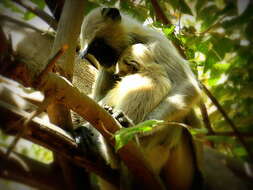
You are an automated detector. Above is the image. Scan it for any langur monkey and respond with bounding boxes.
[80,7,203,190]
[102,43,171,125]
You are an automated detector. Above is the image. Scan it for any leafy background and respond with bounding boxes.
[0,0,252,189]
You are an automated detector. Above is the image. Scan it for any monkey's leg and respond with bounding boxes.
[162,129,203,190]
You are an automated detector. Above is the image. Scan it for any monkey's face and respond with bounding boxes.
[115,43,159,77]
[80,7,132,68]
[115,44,152,76]
[115,58,139,77]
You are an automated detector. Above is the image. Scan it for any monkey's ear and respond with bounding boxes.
[101,8,121,21]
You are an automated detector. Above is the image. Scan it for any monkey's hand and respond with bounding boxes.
[103,105,134,128]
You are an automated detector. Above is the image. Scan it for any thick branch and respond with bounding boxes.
[149,0,187,59]
[12,0,58,30]
[150,0,171,25]
[45,1,86,189]
[0,148,64,190]
[0,53,164,189]
[40,73,165,189]
[0,99,119,186]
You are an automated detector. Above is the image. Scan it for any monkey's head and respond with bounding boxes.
[80,7,147,68]
[115,43,158,76]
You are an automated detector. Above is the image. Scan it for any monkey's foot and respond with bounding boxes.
[103,105,133,128]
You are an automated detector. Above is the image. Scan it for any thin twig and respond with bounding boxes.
[201,83,253,160]
[149,0,253,161]
[149,0,213,141]
[199,100,214,134]
[5,98,51,159]
[3,41,61,158]
[207,132,253,138]
[4,120,24,159]
[35,45,68,87]
[199,100,215,147]
[0,14,43,33]
[12,0,58,30]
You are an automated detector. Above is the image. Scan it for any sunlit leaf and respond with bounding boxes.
[23,11,35,20]
[190,128,208,136]
[233,146,247,158]
[114,120,163,151]
[1,0,24,14]
[30,0,45,9]
[163,25,176,36]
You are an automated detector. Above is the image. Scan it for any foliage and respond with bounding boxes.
[1,0,45,20]
[114,120,163,151]
[0,0,252,163]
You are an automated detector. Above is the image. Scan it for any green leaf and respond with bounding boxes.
[232,146,247,158]
[23,11,36,20]
[114,120,163,151]
[84,1,99,15]
[30,0,45,9]
[213,37,234,58]
[205,135,234,143]
[190,128,208,136]
[195,0,208,16]
[169,0,193,15]
[222,4,253,29]
[2,0,24,14]
[120,0,148,22]
[204,50,220,73]
[162,25,176,36]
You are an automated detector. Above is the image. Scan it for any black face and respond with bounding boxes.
[87,38,120,68]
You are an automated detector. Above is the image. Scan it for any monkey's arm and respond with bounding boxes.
[104,74,171,124]
[145,80,201,122]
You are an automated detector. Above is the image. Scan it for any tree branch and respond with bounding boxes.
[149,0,187,59]
[0,14,44,33]
[150,0,171,25]
[207,132,253,138]
[0,148,64,190]
[12,0,58,30]
[38,73,165,189]
[199,100,215,147]
[44,1,86,189]
[201,84,253,160]
[0,98,119,186]
[149,0,252,161]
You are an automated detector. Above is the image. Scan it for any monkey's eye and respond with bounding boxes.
[129,60,139,72]
[123,60,131,66]
[123,60,139,73]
